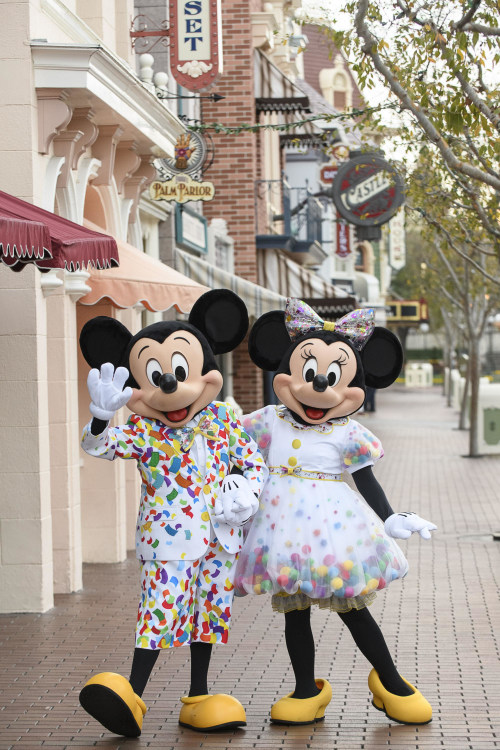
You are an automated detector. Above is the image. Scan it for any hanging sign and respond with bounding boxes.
[169,0,223,91]
[332,153,405,227]
[336,212,351,258]
[388,208,406,270]
[150,174,215,203]
[160,130,207,176]
[319,164,337,185]
[151,129,215,202]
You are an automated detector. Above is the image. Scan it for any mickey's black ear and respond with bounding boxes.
[361,327,403,388]
[79,316,132,369]
[249,310,291,370]
[188,289,249,354]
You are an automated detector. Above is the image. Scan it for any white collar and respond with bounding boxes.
[275,405,349,433]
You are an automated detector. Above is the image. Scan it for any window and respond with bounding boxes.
[319,57,353,111]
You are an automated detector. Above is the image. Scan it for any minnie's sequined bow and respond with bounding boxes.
[168,415,217,454]
[284,298,375,350]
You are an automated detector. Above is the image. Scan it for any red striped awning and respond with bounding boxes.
[0,190,119,272]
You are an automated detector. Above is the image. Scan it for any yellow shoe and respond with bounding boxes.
[79,672,147,737]
[368,669,432,725]
[270,679,332,725]
[179,693,247,731]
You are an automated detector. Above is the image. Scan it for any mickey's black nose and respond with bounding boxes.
[312,374,328,392]
[159,373,178,393]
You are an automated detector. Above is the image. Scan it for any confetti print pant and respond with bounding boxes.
[135,535,238,649]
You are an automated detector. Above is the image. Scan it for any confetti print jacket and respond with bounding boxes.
[81,401,268,561]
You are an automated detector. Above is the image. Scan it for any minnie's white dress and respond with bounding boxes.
[234,405,409,613]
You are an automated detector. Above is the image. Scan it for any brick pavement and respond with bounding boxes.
[1,386,499,749]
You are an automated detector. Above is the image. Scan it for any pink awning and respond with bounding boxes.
[0,190,119,272]
[79,221,207,314]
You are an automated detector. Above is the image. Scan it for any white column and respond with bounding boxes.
[0,264,54,612]
[46,286,83,593]
[77,301,128,563]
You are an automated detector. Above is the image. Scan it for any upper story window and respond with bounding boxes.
[319,56,353,111]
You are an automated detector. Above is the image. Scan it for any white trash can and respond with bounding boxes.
[477,383,500,454]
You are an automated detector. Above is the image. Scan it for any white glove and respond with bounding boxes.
[212,475,259,527]
[87,363,133,421]
[384,512,437,540]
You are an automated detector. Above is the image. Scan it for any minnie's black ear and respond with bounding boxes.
[361,327,403,388]
[249,310,291,370]
[79,316,132,369]
[188,289,249,354]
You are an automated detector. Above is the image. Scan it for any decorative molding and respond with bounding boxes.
[251,12,279,51]
[69,108,98,168]
[114,141,141,195]
[31,43,185,158]
[64,269,92,301]
[124,158,157,224]
[37,90,72,154]
[93,184,123,240]
[177,61,213,78]
[40,269,64,296]
[120,197,135,239]
[53,130,84,187]
[92,125,124,187]
[75,156,102,224]
[42,155,66,211]
[55,178,78,222]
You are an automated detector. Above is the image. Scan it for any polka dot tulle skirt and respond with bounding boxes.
[234,474,409,606]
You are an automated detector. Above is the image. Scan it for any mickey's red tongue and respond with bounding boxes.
[305,407,325,420]
[166,407,188,423]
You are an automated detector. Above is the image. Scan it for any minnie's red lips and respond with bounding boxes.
[165,407,189,423]
[303,406,327,420]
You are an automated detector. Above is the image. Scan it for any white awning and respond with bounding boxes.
[176,249,286,319]
[258,249,344,299]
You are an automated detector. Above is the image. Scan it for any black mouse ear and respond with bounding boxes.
[188,289,249,354]
[249,310,291,370]
[361,327,403,388]
[79,316,132,369]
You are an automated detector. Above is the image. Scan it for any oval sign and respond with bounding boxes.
[332,153,405,226]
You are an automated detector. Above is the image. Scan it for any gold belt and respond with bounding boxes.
[268,466,342,481]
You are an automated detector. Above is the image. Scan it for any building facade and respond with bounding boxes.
[0,0,203,612]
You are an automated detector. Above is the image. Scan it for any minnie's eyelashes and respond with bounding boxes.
[300,352,348,368]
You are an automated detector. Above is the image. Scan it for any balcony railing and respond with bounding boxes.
[255,177,326,263]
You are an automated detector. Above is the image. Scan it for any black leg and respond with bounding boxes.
[189,642,213,697]
[284,608,321,699]
[338,608,413,696]
[129,647,160,697]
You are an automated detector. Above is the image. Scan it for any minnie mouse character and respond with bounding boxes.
[78,290,268,736]
[235,299,436,726]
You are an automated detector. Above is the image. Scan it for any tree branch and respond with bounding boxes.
[453,67,500,131]
[407,203,500,284]
[452,0,482,30]
[442,162,500,241]
[462,22,500,35]
[353,0,500,191]
[463,127,499,179]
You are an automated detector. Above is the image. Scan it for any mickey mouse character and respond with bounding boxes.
[235,298,436,726]
[78,290,268,736]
